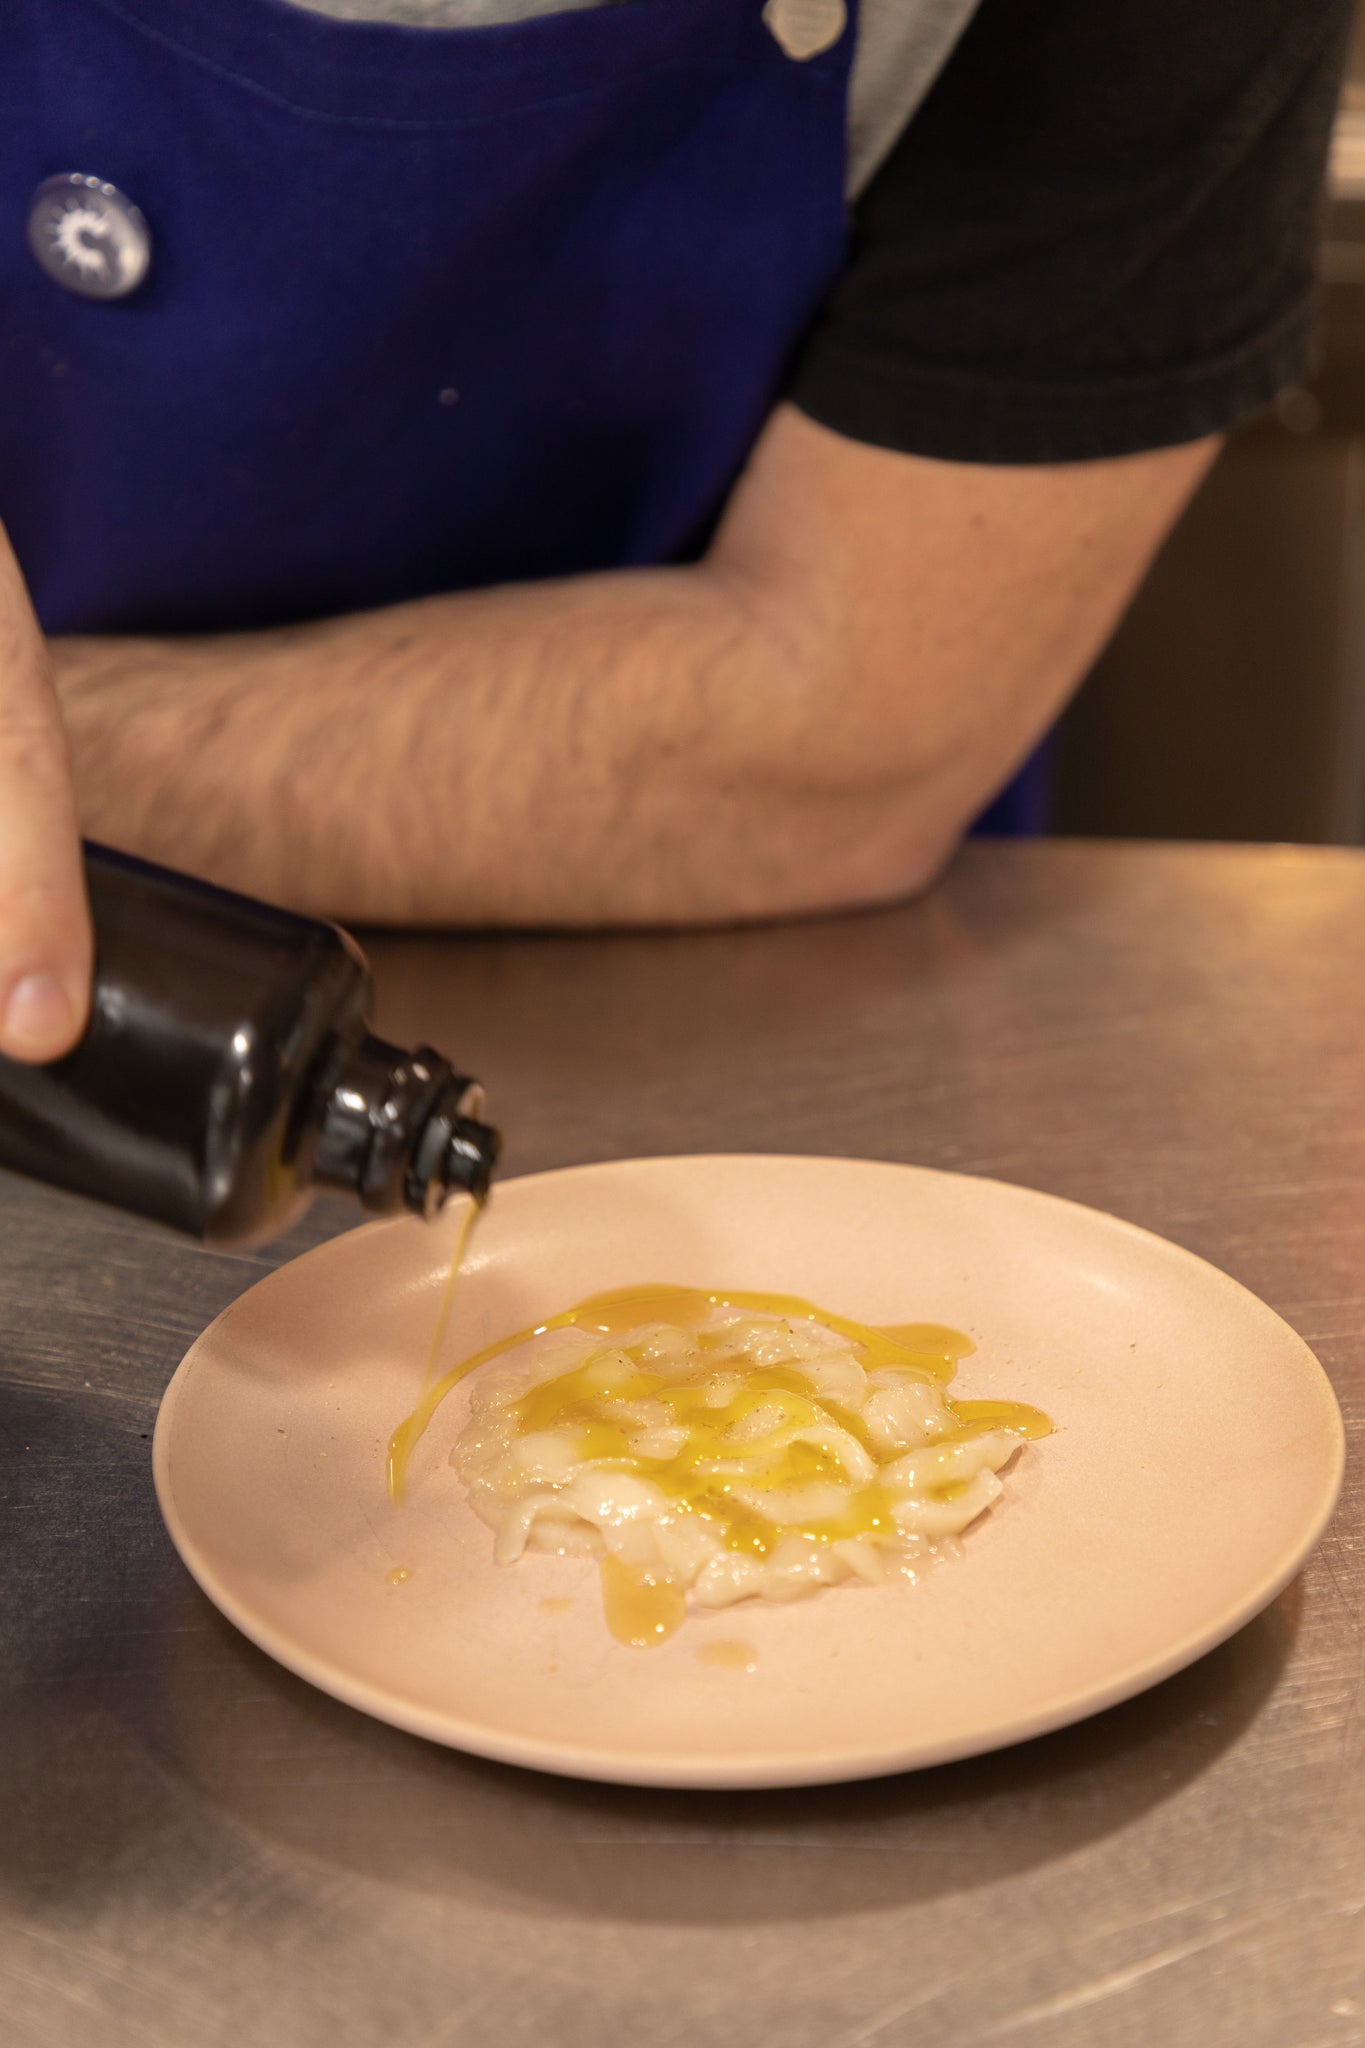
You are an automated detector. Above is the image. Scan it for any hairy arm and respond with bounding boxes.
[0,404,1215,1056]
[51,407,1215,927]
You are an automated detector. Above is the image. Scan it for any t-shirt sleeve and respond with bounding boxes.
[788,0,1356,463]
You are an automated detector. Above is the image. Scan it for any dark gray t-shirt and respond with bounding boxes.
[278,0,1356,462]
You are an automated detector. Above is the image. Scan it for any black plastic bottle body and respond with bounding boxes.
[0,848,493,1247]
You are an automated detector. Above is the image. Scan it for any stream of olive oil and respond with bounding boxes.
[388,1275,1051,1652]
[384,1199,480,1507]
[423,1199,481,1390]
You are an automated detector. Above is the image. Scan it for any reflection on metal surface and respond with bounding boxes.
[1332,108,1365,201]
[154,1593,1292,1921]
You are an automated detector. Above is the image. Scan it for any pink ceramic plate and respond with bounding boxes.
[153,1156,1344,1789]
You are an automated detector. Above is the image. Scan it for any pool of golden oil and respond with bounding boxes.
[598,1553,688,1648]
[387,1279,1052,1649]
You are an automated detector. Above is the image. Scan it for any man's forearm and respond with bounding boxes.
[51,559,939,928]
[47,408,1217,929]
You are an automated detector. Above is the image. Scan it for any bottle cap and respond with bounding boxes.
[313,1035,500,1217]
[405,1078,501,1216]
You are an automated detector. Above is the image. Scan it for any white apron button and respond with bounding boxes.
[27,174,151,301]
[763,0,847,61]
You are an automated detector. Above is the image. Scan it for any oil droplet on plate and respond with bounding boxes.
[386,1566,413,1586]
[539,1596,574,1616]
[698,1639,758,1673]
[600,1554,686,1648]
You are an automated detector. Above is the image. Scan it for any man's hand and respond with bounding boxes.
[0,526,89,1061]
[49,408,1217,929]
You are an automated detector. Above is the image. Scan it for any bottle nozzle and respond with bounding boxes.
[407,1083,501,1217]
[313,1035,500,1219]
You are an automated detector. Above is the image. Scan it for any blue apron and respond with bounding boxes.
[3,0,1044,834]
[2,0,857,635]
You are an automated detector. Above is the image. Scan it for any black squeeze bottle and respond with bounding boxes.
[0,844,500,1246]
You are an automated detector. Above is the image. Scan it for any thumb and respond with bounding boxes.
[0,529,92,1063]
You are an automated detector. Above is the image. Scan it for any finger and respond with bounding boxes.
[0,532,92,1063]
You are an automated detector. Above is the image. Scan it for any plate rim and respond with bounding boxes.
[153,1153,1347,1789]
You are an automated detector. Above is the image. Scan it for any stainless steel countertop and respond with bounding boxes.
[3,839,1363,2047]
